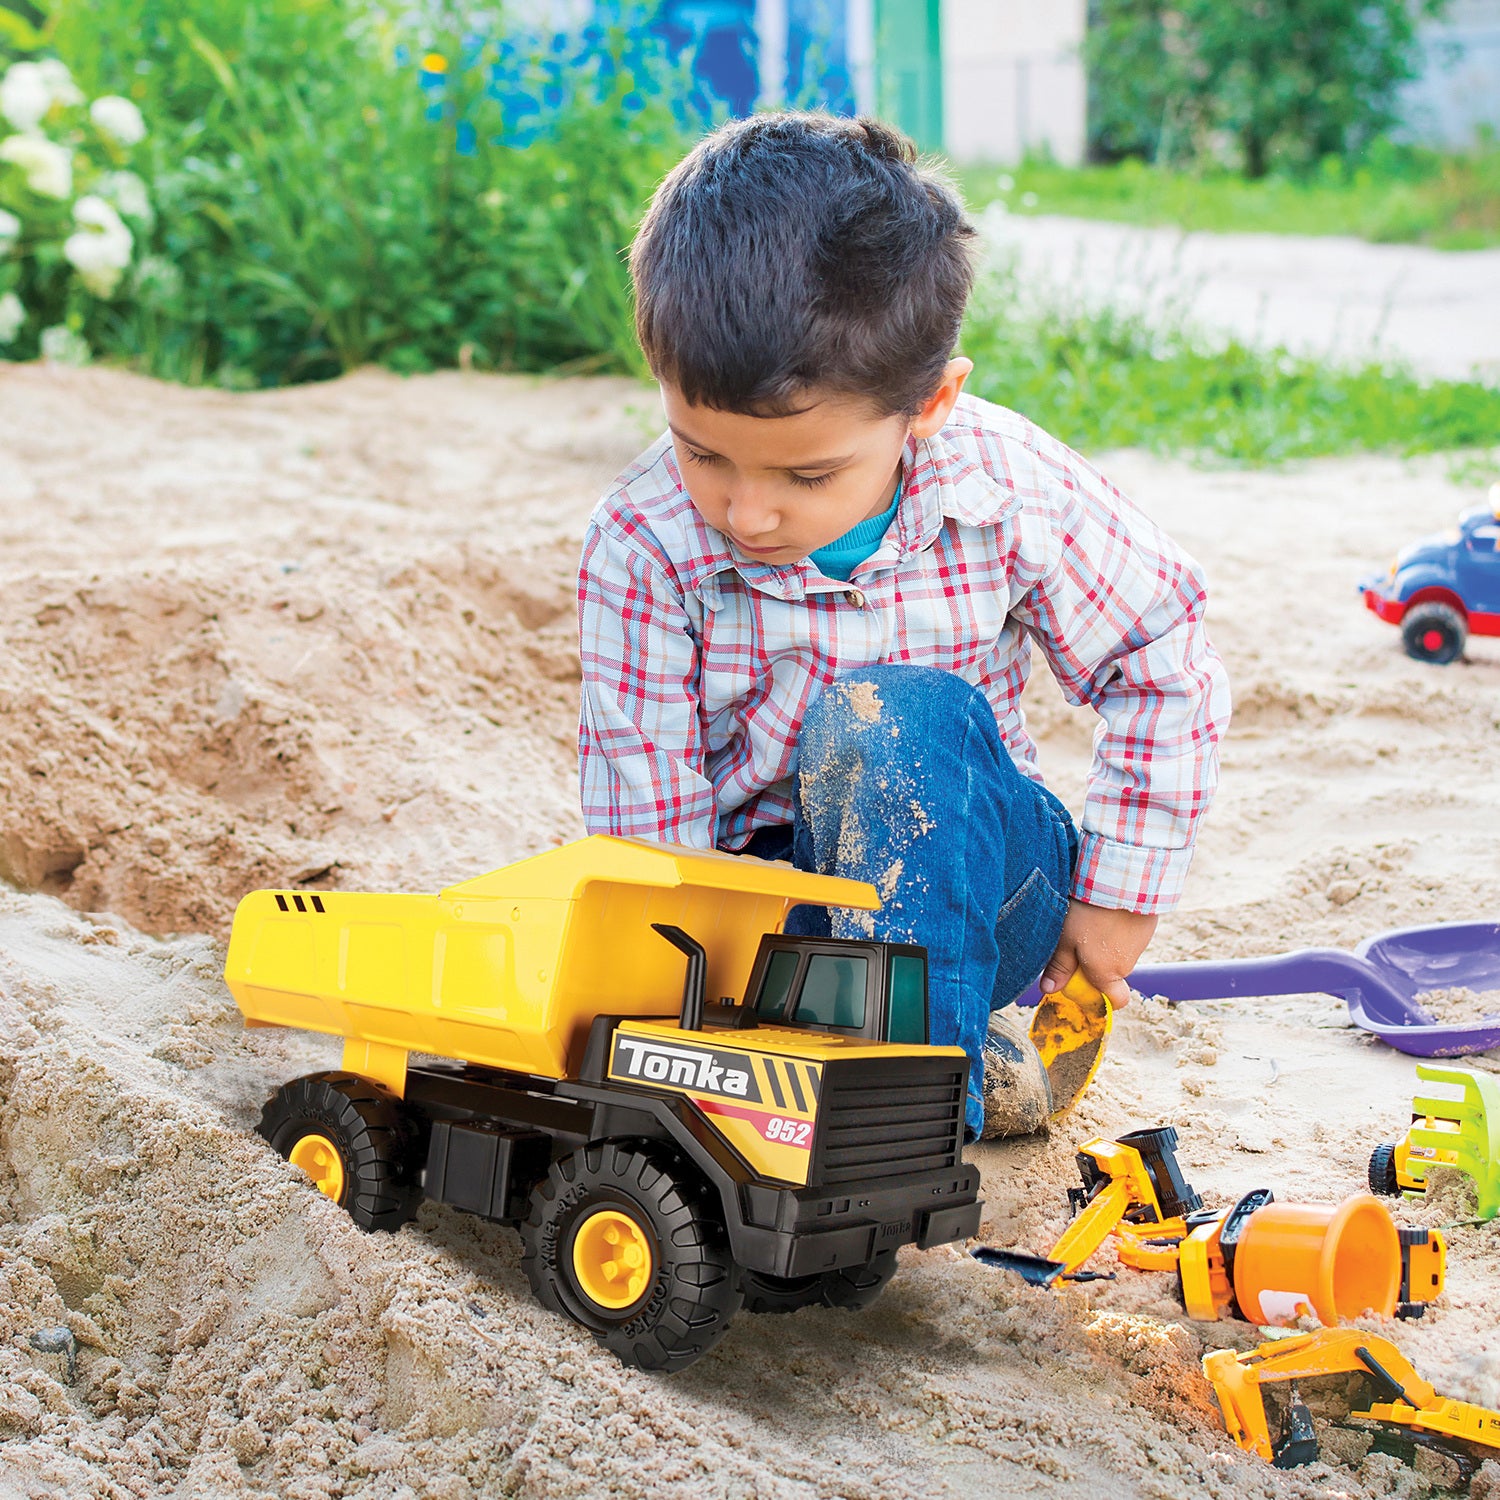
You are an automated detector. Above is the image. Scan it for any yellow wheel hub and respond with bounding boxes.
[288,1131,346,1202]
[571,1208,655,1310]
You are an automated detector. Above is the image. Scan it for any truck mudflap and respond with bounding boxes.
[918,1199,984,1249]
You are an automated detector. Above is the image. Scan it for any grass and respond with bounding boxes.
[961,265,1500,468]
[955,143,1500,251]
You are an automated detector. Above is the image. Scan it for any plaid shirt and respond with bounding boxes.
[577,393,1230,913]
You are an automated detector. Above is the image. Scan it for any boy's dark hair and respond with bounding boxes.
[631,112,976,418]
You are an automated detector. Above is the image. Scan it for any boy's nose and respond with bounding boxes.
[727,491,781,538]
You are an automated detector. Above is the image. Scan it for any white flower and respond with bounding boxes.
[0,63,50,131]
[63,193,133,297]
[0,60,83,131]
[89,95,147,147]
[36,61,83,109]
[0,133,73,198]
[39,323,89,364]
[0,290,23,343]
[0,206,19,253]
[73,193,129,236]
[96,169,152,224]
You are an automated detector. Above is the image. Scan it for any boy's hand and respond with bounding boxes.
[1039,900,1157,1009]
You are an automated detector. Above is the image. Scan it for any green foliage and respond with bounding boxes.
[958,139,1500,250]
[49,0,688,385]
[0,57,153,360]
[1085,0,1447,177]
[0,1,46,64]
[960,262,1500,464]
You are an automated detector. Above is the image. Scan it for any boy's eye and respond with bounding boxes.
[683,447,721,466]
[789,471,836,489]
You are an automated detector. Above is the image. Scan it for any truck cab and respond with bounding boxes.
[744,934,929,1043]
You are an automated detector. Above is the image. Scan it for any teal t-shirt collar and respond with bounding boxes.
[808,476,903,582]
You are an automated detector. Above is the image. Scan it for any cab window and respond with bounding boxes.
[755,949,802,1020]
[796,954,868,1029]
[887,955,927,1043]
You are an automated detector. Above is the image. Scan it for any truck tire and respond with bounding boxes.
[258,1072,422,1232]
[519,1142,741,1372]
[741,1248,899,1315]
[1401,602,1466,664]
[1369,1141,1401,1196]
[820,1249,899,1310]
[739,1270,826,1315]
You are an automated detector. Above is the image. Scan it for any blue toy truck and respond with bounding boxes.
[1360,489,1500,664]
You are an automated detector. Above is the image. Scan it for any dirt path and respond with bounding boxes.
[984,209,1500,382]
[1,365,1499,1499]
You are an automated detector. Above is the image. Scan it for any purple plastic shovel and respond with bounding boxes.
[1019,920,1500,1057]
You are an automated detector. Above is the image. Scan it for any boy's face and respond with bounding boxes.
[661,383,914,566]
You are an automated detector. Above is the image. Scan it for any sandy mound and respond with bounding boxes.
[2,364,1500,1499]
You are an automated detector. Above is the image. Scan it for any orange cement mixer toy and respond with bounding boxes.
[973,1126,1445,1326]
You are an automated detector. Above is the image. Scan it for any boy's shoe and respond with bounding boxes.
[979,1006,1053,1139]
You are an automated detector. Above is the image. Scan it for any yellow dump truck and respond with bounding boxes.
[226,835,983,1371]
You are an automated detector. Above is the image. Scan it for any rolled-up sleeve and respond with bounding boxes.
[1010,467,1231,914]
[577,519,718,847]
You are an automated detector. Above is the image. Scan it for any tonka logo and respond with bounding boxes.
[610,1035,762,1103]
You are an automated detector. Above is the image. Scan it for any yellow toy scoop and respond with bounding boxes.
[1028,971,1113,1117]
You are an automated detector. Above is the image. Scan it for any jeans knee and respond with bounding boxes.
[802,665,990,750]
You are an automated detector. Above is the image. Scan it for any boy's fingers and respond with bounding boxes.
[1037,952,1078,995]
[1062,957,1134,1010]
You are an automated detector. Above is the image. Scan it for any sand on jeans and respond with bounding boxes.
[1,363,1500,1499]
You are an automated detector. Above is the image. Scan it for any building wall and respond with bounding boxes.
[939,0,1087,164]
[1400,0,1500,148]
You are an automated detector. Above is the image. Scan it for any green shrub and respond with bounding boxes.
[0,55,154,359]
[1085,0,1448,177]
[49,0,689,385]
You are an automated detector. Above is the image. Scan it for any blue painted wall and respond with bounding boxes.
[560,1,854,121]
[425,2,856,149]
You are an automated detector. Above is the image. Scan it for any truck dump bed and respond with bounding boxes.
[225,834,879,1083]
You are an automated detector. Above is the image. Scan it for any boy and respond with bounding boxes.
[576,113,1230,1140]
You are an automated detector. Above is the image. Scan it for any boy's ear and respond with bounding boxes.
[910,358,973,440]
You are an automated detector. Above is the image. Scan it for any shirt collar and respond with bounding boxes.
[667,419,1016,602]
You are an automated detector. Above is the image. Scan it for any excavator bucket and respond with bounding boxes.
[1029,972,1113,1116]
[969,1245,1067,1285]
[1409,1064,1500,1220]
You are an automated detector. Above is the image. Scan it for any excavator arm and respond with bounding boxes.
[1204,1330,1444,1464]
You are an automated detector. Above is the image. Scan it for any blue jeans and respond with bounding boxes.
[738,665,1079,1138]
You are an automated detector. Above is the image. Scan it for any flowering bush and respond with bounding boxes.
[0,57,152,360]
[40,0,691,386]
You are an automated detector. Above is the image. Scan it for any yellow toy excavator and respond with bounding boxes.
[1205,1329,1500,1475]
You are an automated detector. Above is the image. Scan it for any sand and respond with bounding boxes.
[3,362,1500,1499]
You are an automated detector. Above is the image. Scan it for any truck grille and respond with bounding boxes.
[810,1055,966,1185]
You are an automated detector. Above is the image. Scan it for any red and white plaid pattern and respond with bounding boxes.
[578,393,1230,913]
